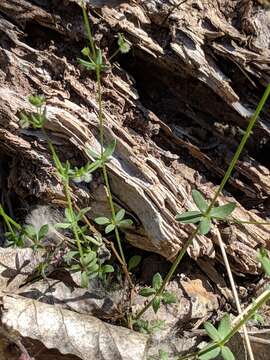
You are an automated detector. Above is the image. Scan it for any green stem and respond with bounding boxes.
[135,83,270,320]
[64,181,84,258]
[81,2,96,60]
[96,64,127,266]
[42,128,84,259]
[109,48,120,62]
[135,227,199,320]
[178,289,270,360]
[96,67,104,152]
[206,83,270,213]
[0,205,21,233]
[230,218,270,226]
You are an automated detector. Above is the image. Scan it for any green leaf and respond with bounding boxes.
[81,252,96,267]
[218,314,231,339]
[139,288,156,297]
[105,223,115,234]
[81,271,89,288]
[64,250,79,264]
[24,225,37,238]
[199,217,212,235]
[87,263,99,273]
[192,190,209,212]
[152,296,161,313]
[128,255,142,271]
[28,94,45,107]
[210,203,236,219]
[85,146,100,159]
[199,345,220,360]
[115,209,125,222]
[103,139,116,160]
[38,224,49,239]
[152,273,162,291]
[204,322,221,342]
[119,219,133,228]
[78,58,96,71]
[221,346,235,360]
[70,264,81,271]
[94,217,110,225]
[257,248,270,276]
[162,291,177,304]
[83,235,102,246]
[78,207,92,217]
[175,210,202,224]
[102,264,114,273]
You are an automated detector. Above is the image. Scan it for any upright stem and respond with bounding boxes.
[81,2,96,60]
[216,230,254,360]
[135,227,199,320]
[135,83,270,320]
[96,65,131,284]
[0,205,21,233]
[206,83,270,213]
[64,181,84,258]
[178,289,270,360]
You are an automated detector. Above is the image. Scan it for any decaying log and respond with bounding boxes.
[0,0,269,275]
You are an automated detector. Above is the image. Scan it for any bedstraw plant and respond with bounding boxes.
[0,3,270,360]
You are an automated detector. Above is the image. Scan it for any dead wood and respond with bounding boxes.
[0,0,269,275]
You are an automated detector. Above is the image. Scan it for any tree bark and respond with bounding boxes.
[0,0,269,275]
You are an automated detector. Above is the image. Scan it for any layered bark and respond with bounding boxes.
[0,0,269,274]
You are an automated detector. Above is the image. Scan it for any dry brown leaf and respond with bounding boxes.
[2,294,148,360]
[0,248,44,293]
[18,279,123,320]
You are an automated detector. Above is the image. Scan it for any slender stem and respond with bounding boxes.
[109,48,120,62]
[96,58,132,285]
[81,2,96,60]
[206,83,270,213]
[178,289,270,360]
[64,181,84,258]
[215,230,254,360]
[102,166,125,261]
[135,227,199,320]
[230,218,270,226]
[0,205,21,233]
[80,6,131,284]
[135,83,270,320]
[96,67,104,152]
[42,128,84,259]
[96,65,126,264]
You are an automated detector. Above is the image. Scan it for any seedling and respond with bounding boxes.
[139,273,177,313]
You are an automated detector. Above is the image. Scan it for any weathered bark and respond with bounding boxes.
[0,0,269,274]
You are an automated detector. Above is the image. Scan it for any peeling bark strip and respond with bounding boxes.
[0,0,269,274]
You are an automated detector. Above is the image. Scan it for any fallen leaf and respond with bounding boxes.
[2,294,148,360]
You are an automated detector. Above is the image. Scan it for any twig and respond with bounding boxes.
[215,229,254,360]
[245,335,270,345]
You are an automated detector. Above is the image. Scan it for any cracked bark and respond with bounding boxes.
[0,0,269,275]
